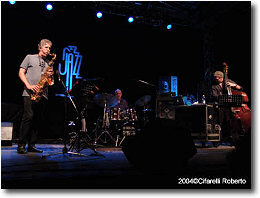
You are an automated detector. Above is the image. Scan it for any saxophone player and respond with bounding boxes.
[17,39,54,154]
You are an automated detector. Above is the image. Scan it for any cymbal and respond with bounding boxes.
[94,93,118,108]
[136,95,151,106]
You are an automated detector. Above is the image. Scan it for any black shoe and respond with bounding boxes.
[17,145,27,154]
[28,145,43,153]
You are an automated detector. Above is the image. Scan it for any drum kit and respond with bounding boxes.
[93,93,139,147]
[64,78,153,148]
[42,76,154,159]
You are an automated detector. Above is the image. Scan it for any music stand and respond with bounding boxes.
[218,95,243,107]
[42,72,101,158]
[95,100,117,146]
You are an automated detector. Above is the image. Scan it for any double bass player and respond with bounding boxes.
[211,64,251,145]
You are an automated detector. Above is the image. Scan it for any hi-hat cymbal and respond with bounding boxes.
[94,93,118,108]
[136,95,151,106]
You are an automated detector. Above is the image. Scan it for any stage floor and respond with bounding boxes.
[1,143,251,189]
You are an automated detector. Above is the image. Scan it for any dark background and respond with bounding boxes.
[1,1,251,104]
[1,1,251,138]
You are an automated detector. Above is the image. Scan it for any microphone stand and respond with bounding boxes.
[138,79,156,88]
[42,71,101,158]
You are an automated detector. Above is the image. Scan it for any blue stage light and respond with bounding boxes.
[9,1,16,4]
[96,11,103,18]
[128,16,134,23]
[46,3,53,11]
[167,24,172,30]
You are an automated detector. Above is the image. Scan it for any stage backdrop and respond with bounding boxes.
[1,2,250,105]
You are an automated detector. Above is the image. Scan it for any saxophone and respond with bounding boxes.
[30,54,56,102]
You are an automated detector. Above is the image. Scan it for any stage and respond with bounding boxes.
[1,1,252,190]
[1,142,251,189]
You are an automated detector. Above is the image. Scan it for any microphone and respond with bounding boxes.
[56,70,61,82]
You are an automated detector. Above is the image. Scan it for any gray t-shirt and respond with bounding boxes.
[20,54,50,98]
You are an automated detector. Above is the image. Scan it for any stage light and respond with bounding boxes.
[9,1,16,4]
[167,24,172,30]
[46,3,53,11]
[128,16,134,23]
[96,11,103,18]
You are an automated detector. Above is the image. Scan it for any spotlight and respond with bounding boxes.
[8,1,16,4]
[167,24,172,30]
[128,16,134,23]
[96,11,103,18]
[46,3,53,11]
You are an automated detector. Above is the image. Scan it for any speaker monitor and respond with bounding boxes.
[1,122,13,146]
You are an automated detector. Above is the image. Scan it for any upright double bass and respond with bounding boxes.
[222,62,251,135]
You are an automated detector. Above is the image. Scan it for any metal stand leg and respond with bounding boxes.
[95,129,116,145]
[115,135,119,147]
[119,136,126,147]
[42,131,103,158]
[42,73,103,158]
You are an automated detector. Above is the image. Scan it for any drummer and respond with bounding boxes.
[112,89,128,110]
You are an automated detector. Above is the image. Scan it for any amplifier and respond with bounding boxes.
[156,94,184,120]
[1,122,13,146]
[156,102,221,142]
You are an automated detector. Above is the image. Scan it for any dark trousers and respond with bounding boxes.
[18,96,47,146]
[218,107,233,140]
